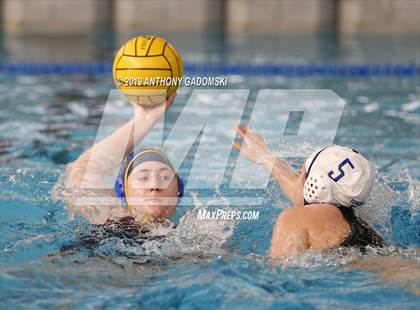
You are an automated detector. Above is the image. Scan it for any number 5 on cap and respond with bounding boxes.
[328,158,355,182]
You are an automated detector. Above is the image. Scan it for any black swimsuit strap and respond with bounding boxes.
[58,217,174,255]
[337,206,386,249]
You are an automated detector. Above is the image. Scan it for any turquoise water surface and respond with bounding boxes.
[0,33,419,309]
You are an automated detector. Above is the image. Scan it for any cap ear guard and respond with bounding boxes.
[115,174,126,200]
[177,176,184,199]
[115,151,134,201]
[303,169,333,204]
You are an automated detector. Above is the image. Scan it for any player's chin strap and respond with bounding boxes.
[303,147,327,206]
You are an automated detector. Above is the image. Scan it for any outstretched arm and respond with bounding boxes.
[233,125,304,206]
[86,94,176,173]
[67,93,176,188]
[54,94,176,223]
[348,251,420,295]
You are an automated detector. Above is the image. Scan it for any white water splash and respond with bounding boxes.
[355,169,419,239]
[112,193,237,259]
[356,176,399,236]
[405,170,420,211]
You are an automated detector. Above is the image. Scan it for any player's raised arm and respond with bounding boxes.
[54,35,184,224]
[53,94,176,224]
[233,125,301,206]
[66,93,176,189]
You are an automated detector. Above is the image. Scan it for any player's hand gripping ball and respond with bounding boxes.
[113,35,183,107]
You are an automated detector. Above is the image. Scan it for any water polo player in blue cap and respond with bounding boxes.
[55,93,182,225]
[115,148,184,221]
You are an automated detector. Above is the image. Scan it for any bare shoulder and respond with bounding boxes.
[277,204,351,250]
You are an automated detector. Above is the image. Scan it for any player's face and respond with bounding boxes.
[125,161,179,219]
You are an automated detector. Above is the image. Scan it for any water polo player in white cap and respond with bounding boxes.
[234,125,385,259]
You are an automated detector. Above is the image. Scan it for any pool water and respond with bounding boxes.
[1,33,419,309]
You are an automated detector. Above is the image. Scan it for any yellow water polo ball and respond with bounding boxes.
[113,35,183,106]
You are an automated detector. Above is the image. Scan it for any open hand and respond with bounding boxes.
[233,125,274,166]
[133,92,177,122]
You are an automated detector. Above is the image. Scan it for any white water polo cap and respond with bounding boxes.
[303,145,375,207]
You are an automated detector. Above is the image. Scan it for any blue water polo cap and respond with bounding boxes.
[114,148,184,201]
